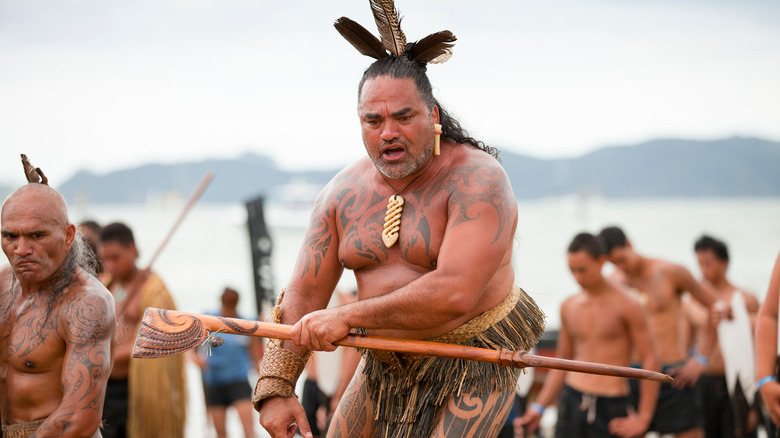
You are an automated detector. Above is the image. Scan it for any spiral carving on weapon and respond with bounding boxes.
[382,194,404,248]
[132,309,204,358]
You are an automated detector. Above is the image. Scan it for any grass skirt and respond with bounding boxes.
[361,286,545,438]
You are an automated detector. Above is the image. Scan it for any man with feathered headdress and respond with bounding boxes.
[252,2,545,437]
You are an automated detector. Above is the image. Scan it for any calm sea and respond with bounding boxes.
[73,196,780,437]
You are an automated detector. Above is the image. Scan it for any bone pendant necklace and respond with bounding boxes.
[380,172,423,248]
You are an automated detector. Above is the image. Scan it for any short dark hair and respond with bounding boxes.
[358,56,499,159]
[568,232,605,259]
[99,222,135,247]
[694,235,729,262]
[79,220,101,234]
[599,226,628,254]
[221,287,240,306]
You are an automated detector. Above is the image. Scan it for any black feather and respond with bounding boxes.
[334,17,388,60]
[407,31,457,64]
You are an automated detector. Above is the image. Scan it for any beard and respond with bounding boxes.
[372,145,433,180]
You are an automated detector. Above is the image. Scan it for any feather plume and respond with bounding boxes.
[406,31,457,64]
[334,17,387,59]
[20,154,48,185]
[370,0,406,56]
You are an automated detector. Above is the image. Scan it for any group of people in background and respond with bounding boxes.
[509,226,780,438]
[80,219,357,438]
[2,166,780,438]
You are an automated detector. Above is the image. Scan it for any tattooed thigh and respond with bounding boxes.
[430,387,515,438]
[327,361,376,438]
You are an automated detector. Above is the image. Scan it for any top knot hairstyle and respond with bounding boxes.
[334,0,456,66]
[21,154,49,185]
[334,0,499,160]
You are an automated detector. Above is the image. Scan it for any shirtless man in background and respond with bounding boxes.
[686,235,760,437]
[99,222,186,438]
[599,226,729,438]
[517,233,659,438]
[0,182,115,438]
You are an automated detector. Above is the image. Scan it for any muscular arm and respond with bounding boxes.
[33,292,115,438]
[674,265,719,353]
[338,165,515,334]
[517,307,573,434]
[621,299,659,432]
[282,188,345,353]
[756,253,780,424]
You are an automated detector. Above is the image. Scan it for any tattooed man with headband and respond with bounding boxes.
[0,155,116,438]
[253,2,545,438]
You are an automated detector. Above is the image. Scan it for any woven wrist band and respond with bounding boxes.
[252,289,311,412]
[252,341,310,411]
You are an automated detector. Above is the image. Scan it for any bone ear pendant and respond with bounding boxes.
[382,195,405,248]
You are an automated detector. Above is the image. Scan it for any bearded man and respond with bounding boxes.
[253,3,545,438]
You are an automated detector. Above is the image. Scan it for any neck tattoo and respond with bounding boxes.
[379,172,424,248]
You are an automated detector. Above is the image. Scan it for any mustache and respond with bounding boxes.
[381,139,406,148]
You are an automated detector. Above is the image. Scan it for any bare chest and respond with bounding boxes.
[629,276,679,314]
[337,189,448,271]
[0,303,65,374]
[565,302,627,344]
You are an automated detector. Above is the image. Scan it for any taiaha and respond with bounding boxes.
[144,171,214,270]
[132,307,673,383]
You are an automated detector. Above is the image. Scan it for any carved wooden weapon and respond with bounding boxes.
[133,307,673,383]
[145,171,214,270]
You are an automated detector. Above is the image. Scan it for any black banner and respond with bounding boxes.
[246,195,274,316]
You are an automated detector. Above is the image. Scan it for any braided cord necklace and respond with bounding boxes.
[378,172,424,248]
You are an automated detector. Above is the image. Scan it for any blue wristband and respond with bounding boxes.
[531,402,545,415]
[693,353,709,367]
[758,376,776,391]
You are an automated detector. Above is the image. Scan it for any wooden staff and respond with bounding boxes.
[145,171,214,270]
[133,307,673,383]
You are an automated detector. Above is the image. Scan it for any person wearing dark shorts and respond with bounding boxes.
[102,378,129,438]
[205,380,254,408]
[629,363,703,434]
[191,288,262,438]
[517,233,659,437]
[556,385,631,438]
[301,377,329,438]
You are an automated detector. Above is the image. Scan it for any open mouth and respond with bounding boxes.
[382,146,406,161]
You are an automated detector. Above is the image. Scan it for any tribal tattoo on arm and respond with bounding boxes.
[429,163,515,243]
[34,292,115,437]
[294,192,338,280]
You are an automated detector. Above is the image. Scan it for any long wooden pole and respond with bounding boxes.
[133,308,673,383]
[145,172,214,270]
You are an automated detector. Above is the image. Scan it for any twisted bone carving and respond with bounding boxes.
[382,194,404,248]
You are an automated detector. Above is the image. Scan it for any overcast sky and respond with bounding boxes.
[2,0,779,186]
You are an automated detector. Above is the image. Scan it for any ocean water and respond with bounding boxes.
[72,196,780,437]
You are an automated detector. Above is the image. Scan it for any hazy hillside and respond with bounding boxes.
[506,137,780,198]
[59,153,335,204]
[57,137,780,204]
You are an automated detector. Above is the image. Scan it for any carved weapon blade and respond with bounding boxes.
[133,308,673,383]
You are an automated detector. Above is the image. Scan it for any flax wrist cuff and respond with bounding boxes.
[252,341,310,411]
